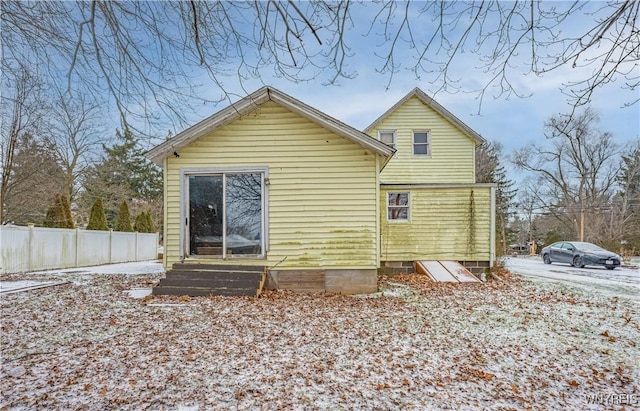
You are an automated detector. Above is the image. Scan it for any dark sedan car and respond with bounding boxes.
[541,241,621,270]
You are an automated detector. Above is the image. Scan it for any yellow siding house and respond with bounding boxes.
[146,87,394,294]
[146,87,495,294]
[366,88,495,274]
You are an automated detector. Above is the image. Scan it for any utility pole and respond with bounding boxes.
[580,207,585,242]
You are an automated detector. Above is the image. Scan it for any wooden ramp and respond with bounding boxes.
[415,261,480,283]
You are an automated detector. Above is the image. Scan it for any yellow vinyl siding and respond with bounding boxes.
[368,96,476,184]
[380,186,492,261]
[164,101,379,269]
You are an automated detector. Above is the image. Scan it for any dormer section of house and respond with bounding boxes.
[365,88,484,184]
[365,88,495,275]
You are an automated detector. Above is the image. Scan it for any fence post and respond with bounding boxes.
[75,227,80,267]
[27,224,34,271]
[109,229,113,264]
[0,226,3,274]
[135,231,139,262]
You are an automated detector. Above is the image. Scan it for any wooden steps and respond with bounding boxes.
[153,263,266,297]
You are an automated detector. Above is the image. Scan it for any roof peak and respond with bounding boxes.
[363,88,485,145]
[144,87,394,164]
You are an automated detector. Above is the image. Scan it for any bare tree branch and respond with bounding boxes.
[512,108,623,242]
[1,0,637,135]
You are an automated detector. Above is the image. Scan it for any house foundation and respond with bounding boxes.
[379,260,490,276]
[267,269,378,295]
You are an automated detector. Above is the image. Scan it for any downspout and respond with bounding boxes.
[375,154,381,268]
[164,156,173,266]
[490,185,496,268]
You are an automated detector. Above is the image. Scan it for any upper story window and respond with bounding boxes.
[413,131,430,156]
[378,130,396,149]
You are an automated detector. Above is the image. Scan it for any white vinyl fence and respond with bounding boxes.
[0,225,159,274]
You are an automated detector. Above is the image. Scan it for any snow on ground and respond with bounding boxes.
[1,263,638,410]
[0,280,69,295]
[0,280,60,293]
[503,256,640,302]
[0,261,164,295]
[27,260,166,276]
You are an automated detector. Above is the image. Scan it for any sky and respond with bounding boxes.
[5,1,638,178]
[174,1,639,176]
[230,62,638,156]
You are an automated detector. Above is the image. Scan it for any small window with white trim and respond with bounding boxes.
[387,192,409,221]
[378,130,396,149]
[413,131,430,156]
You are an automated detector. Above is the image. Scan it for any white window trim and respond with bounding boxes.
[180,166,269,260]
[387,191,410,222]
[412,130,431,156]
[378,130,397,149]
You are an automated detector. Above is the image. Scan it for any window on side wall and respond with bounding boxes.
[387,192,409,221]
[379,130,396,149]
[413,131,430,156]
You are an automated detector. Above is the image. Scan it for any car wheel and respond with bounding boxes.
[543,254,551,264]
[572,256,584,268]
[606,266,616,270]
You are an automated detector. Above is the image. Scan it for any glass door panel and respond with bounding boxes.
[188,175,223,256]
[225,173,263,255]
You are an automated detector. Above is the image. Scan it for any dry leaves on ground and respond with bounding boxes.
[1,271,638,410]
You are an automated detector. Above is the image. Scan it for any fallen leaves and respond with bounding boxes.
[467,367,496,382]
[0,271,638,410]
[600,330,617,343]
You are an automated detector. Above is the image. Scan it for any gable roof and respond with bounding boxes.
[145,86,395,165]
[363,88,486,146]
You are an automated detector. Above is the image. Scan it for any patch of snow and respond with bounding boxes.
[126,288,153,299]
[7,366,26,378]
[503,256,640,302]
[0,280,56,292]
[28,260,165,277]
[352,282,414,299]
[0,280,68,294]
[145,303,191,307]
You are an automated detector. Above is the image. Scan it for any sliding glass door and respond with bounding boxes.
[187,171,264,258]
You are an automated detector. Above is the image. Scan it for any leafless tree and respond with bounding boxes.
[1,1,637,133]
[476,141,516,255]
[0,65,48,224]
[516,184,539,248]
[603,141,640,252]
[372,1,639,110]
[512,108,621,243]
[512,177,570,248]
[47,92,104,203]
[1,1,348,132]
